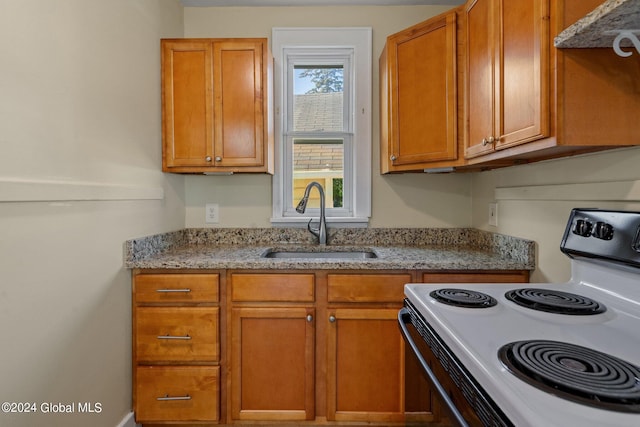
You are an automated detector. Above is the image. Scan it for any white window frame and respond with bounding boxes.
[271,27,372,227]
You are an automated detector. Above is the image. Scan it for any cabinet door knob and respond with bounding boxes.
[482,136,496,146]
[390,155,397,161]
[215,156,222,162]
[205,156,212,162]
[306,314,313,322]
[329,315,336,323]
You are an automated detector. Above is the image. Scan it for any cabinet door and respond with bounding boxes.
[230,307,315,421]
[162,40,214,169]
[464,0,498,158]
[465,0,549,158]
[327,308,405,423]
[213,40,267,168]
[382,12,457,171]
[496,0,549,150]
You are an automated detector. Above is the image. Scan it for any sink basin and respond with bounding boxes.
[262,249,377,259]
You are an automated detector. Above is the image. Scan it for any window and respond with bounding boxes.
[271,28,372,227]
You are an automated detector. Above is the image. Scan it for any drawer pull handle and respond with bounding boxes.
[157,334,191,340]
[157,394,191,401]
[156,288,192,293]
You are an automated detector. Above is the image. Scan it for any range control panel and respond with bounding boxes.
[561,209,640,267]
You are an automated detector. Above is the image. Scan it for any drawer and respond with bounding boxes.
[328,274,412,303]
[231,273,315,302]
[134,274,219,303]
[135,365,219,423]
[135,307,219,362]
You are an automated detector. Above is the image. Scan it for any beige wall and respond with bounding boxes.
[0,1,185,426]
[471,147,640,283]
[183,5,473,228]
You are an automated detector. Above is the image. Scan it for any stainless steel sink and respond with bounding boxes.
[262,249,377,259]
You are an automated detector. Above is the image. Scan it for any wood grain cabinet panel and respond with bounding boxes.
[135,366,220,423]
[326,273,432,423]
[230,307,315,421]
[327,273,411,302]
[326,308,406,423]
[162,38,273,174]
[132,272,221,425]
[464,0,549,159]
[230,273,315,302]
[132,268,529,424]
[463,0,640,166]
[134,274,219,304]
[135,307,219,363]
[380,11,459,173]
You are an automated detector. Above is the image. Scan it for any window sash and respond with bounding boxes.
[283,132,353,217]
[284,50,353,134]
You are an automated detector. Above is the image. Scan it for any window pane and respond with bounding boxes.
[292,139,343,209]
[293,66,344,132]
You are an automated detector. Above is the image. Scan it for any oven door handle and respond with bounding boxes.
[398,307,470,427]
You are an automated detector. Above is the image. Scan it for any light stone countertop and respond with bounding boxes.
[124,228,535,271]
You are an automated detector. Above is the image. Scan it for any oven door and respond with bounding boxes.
[399,304,513,427]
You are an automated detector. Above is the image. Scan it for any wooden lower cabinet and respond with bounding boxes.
[326,273,427,423]
[229,273,315,421]
[327,307,406,422]
[230,307,315,421]
[133,269,528,425]
[136,366,220,423]
[132,272,221,425]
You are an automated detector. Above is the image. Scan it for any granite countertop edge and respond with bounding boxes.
[124,228,536,271]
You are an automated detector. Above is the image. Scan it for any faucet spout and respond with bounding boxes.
[296,181,327,245]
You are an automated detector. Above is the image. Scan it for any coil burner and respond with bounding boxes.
[430,288,498,308]
[505,288,606,315]
[499,340,640,412]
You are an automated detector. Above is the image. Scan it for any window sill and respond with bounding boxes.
[270,216,369,228]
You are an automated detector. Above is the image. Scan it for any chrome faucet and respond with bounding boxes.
[296,181,327,245]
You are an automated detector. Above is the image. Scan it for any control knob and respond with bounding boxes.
[593,221,614,240]
[573,219,593,237]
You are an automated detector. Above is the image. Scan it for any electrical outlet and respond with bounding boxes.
[488,203,498,227]
[205,203,219,224]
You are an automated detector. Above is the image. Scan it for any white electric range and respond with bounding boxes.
[400,208,640,427]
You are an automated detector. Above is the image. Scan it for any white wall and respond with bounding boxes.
[183,5,473,228]
[0,1,185,426]
[471,147,640,283]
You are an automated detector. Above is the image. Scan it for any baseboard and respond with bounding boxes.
[115,411,139,427]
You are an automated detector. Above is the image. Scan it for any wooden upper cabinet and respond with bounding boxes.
[162,38,273,174]
[465,0,549,159]
[380,11,458,173]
